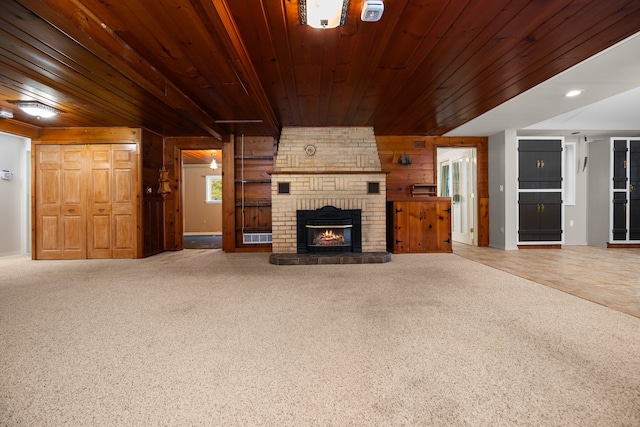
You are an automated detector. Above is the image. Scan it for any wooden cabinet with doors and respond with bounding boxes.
[610,138,640,243]
[34,143,139,259]
[387,198,452,253]
[517,192,562,242]
[517,138,563,245]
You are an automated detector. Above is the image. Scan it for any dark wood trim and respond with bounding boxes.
[222,138,236,252]
[607,243,640,248]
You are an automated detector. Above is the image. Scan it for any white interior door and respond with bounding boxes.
[438,148,477,245]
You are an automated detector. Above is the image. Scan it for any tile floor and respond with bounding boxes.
[453,243,640,318]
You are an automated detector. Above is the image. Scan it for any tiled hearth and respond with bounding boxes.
[270,127,390,263]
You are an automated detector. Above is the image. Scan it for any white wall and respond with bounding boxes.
[488,130,518,250]
[586,139,612,246]
[563,137,588,245]
[0,132,30,255]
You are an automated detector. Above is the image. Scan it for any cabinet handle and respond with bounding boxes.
[631,184,634,193]
[541,203,545,213]
[395,208,403,213]
[395,239,403,244]
[536,160,540,168]
[536,204,540,213]
[540,160,544,168]
[67,209,75,213]
[99,208,105,213]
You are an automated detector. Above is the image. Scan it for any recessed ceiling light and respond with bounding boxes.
[565,90,583,98]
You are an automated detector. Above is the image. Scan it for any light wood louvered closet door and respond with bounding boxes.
[35,144,138,259]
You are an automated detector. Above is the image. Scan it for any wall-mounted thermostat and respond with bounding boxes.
[1,170,12,180]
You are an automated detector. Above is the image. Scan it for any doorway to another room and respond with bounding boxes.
[437,147,478,246]
[182,149,223,249]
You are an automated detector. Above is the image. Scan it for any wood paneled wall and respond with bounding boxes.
[232,136,276,252]
[141,130,165,257]
[30,128,489,255]
[162,134,488,252]
[377,136,489,247]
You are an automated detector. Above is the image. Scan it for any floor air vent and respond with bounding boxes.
[243,233,272,244]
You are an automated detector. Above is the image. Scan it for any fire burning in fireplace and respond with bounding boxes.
[312,229,345,246]
[297,206,362,253]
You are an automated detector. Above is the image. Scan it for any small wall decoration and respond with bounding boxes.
[157,166,172,197]
[304,144,317,156]
[398,152,412,166]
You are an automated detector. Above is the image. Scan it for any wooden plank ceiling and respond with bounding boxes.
[1,0,639,139]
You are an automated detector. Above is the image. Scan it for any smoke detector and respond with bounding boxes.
[361,0,384,22]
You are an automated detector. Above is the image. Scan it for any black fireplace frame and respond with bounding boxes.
[297,206,362,253]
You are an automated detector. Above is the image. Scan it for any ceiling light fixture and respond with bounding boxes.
[565,90,583,98]
[11,101,60,118]
[210,158,218,169]
[299,0,350,29]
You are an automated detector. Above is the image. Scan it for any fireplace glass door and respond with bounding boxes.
[306,225,352,249]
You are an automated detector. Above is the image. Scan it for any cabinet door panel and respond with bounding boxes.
[518,149,541,190]
[60,146,87,258]
[388,200,452,253]
[436,201,452,252]
[613,140,628,190]
[612,192,627,241]
[409,202,427,251]
[35,145,86,259]
[518,192,541,241]
[629,141,640,240]
[111,144,138,258]
[40,215,59,252]
[392,202,410,252]
[114,214,135,251]
[518,139,562,189]
[518,192,562,242]
[91,215,112,250]
[87,145,113,258]
[62,214,85,257]
[36,165,63,259]
[538,198,562,241]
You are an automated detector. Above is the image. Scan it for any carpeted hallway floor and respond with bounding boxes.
[1,250,639,426]
[183,234,223,250]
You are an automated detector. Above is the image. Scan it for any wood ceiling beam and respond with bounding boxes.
[190,0,281,137]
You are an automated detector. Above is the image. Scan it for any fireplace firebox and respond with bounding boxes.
[297,206,362,253]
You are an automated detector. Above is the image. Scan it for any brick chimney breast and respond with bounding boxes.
[271,127,387,253]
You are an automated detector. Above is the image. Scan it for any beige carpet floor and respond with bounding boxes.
[1,250,639,426]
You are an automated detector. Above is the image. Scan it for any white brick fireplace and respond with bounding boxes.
[271,127,387,253]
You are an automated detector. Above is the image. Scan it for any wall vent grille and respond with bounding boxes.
[243,233,272,244]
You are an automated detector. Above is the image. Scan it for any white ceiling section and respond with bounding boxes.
[446,31,640,139]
